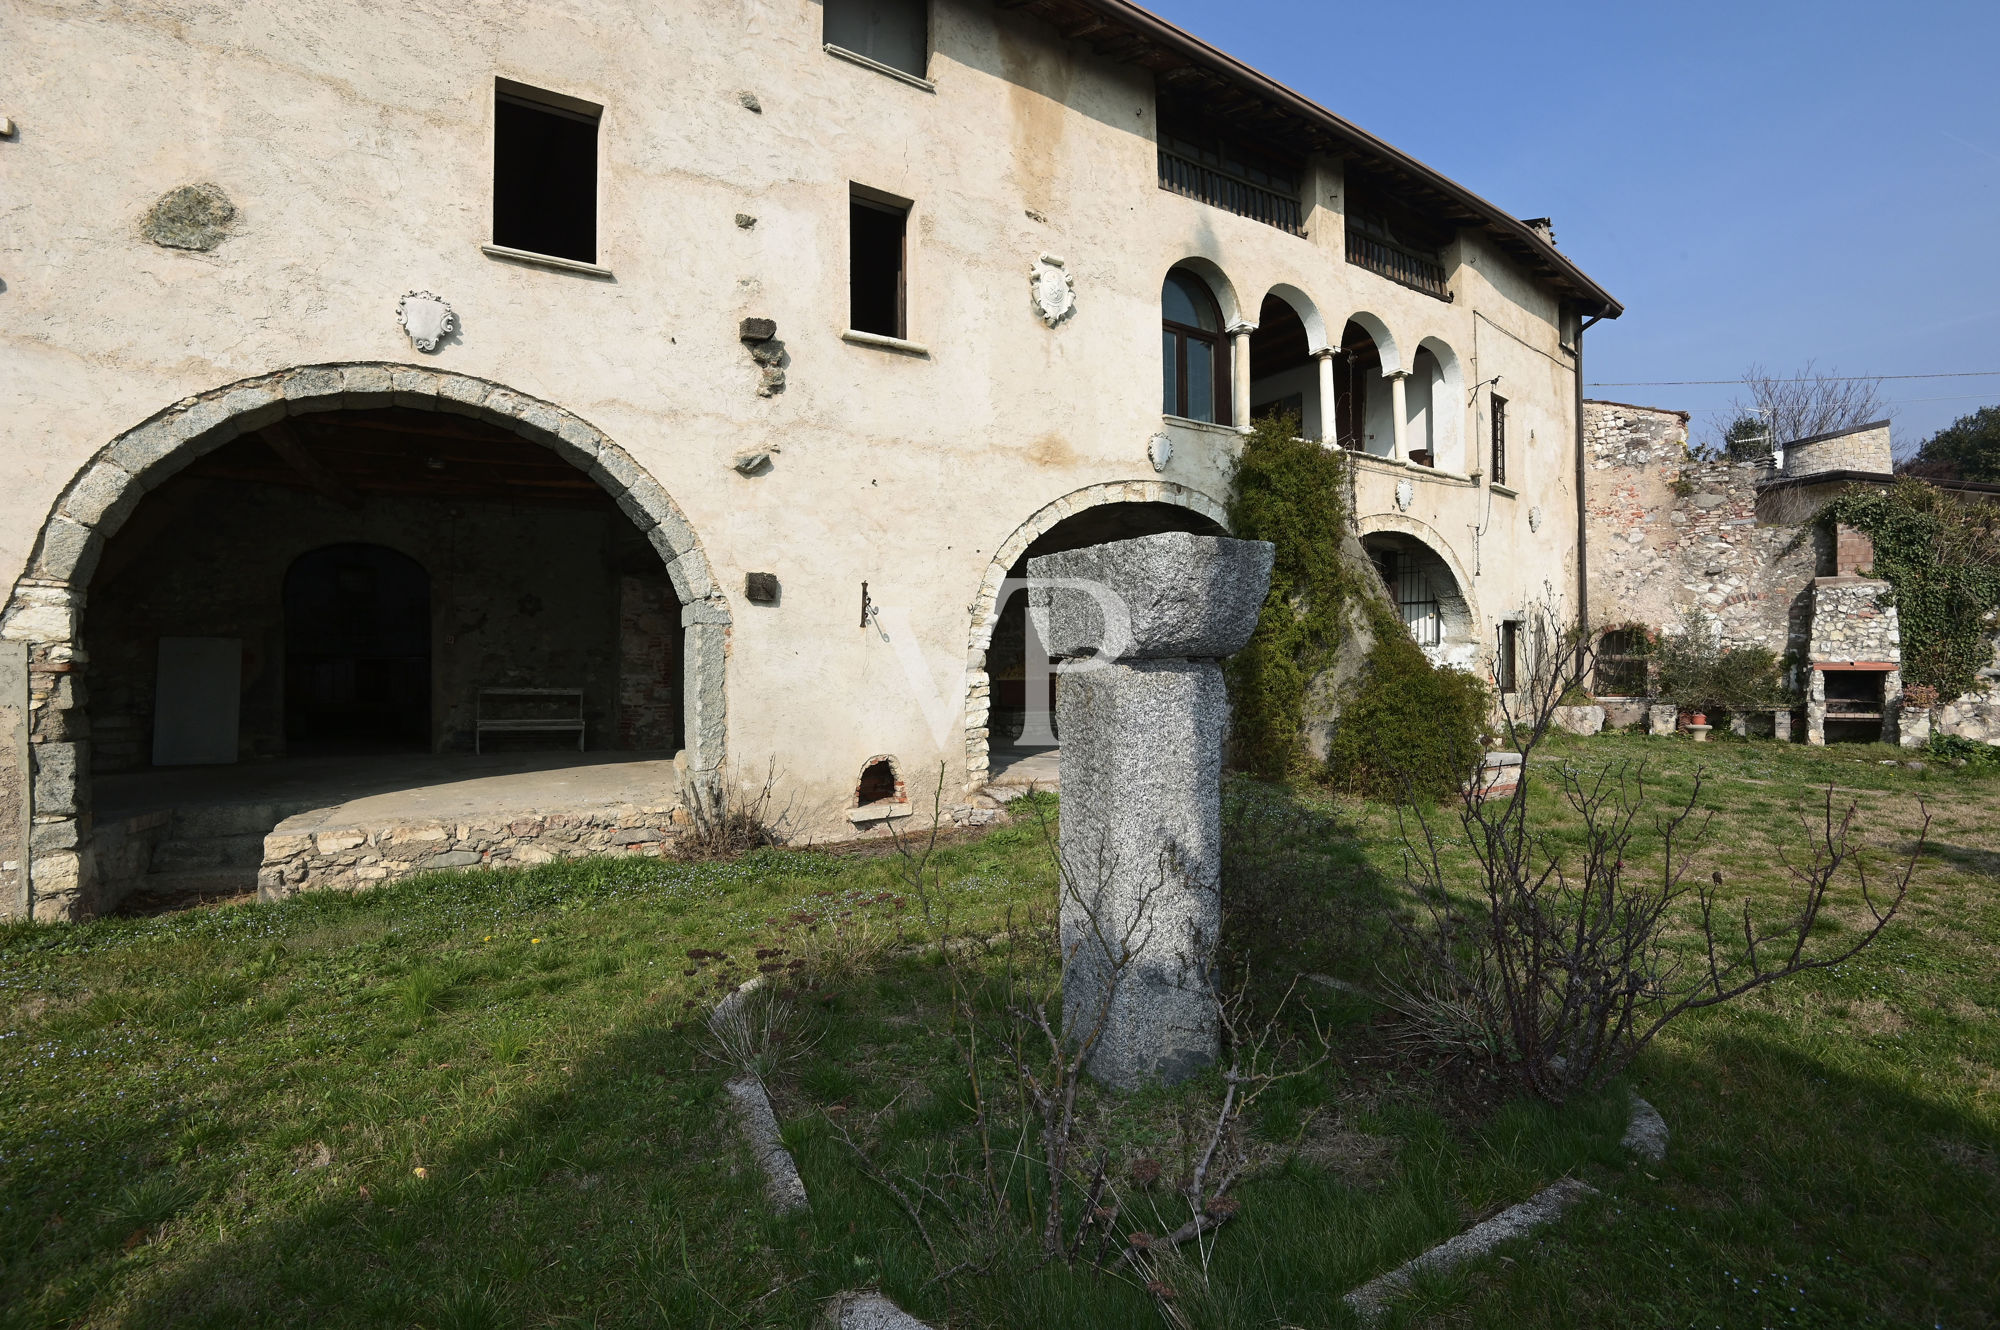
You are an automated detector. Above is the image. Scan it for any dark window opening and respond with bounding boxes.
[1595,628,1650,696]
[857,758,899,804]
[1162,269,1230,424]
[1490,395,1508,486]
[1372,550,1442,648]
[1498,620,1520,693]
[1157,106,1304,235]
[850,195,908,338]
[493,87,600,264]
[1344,168,1453,300]
[825,0,928,78]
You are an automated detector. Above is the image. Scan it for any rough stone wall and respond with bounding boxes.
[1808,579,1900,663]
[1583,400,1817,663]
[1782,423,1893,478]
[85,481,641,768]
[618,575,684,751]
[260,804,686,897]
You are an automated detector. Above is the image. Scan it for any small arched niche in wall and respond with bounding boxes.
[848,754,913,829]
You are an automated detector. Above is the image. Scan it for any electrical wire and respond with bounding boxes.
[1588,371,2000,387]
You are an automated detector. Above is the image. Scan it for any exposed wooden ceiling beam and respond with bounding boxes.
[261,422,362,511]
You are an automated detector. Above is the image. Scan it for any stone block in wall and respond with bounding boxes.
[282,366,347,413]
[31,741,88,817]
[1552,705,1605,736]
[30,517,104,585]
[59,461,142,531]
[0,644,27,919]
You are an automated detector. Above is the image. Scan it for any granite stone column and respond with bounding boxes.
[1028,532,1274,1089]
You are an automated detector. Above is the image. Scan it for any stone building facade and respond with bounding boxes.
[3,0,1621,918]
[1583,402,1998,747]
[1582,401,1816,659]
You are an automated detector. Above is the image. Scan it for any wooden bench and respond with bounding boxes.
[476,687,585,754]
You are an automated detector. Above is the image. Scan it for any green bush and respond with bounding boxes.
[1327,599,1490,800]
[1926,733,2000,767]
[1818,479,2000,700]
[1653,608,1787,715]
[1224,413,1357,779]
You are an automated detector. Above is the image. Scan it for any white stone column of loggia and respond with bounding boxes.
[1028,531,1275,1090]
[1313,349,1337,443]
[1228,321,1256,431]
[1388,370,1410,462]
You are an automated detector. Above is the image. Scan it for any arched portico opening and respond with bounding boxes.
[1359,523,1480,672]
[966,481,1228,791]
[3,364,726,920]
[1250,287,1327,438]
[1406,338,1466,473]
[1333,316,1402,457]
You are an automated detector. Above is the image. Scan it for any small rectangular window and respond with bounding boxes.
[825,0,928,79]
[1490,394,1508,486]
[850,194,907,338]
[1499,620,1520,693]
[493,83,600,263]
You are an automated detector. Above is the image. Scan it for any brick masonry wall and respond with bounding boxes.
[1583,401,1818,662]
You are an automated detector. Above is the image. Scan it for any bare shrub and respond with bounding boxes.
[824,792,1329,1320]
[674,758,792,858]
[1391,601,1926,1104]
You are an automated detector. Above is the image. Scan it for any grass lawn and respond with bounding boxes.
[2,733,1996,1328]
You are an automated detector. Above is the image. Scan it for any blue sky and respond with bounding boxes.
[1141,0,2000,451]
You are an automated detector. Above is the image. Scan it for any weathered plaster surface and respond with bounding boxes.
[5,0,1595,914]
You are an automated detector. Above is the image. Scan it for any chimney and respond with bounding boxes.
[1521,217,1556,246]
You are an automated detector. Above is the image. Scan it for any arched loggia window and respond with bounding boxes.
[1162,269,1231,424]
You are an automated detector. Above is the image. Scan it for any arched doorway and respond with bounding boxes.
[968,481,1229,791]
[283,544,431,752]
[3,364,726,920]
[1360,528,1480,671]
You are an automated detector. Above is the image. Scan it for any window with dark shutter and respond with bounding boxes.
[492,83,600,264]
[1490,395,1508,486]
[850,194,908,338]
[825,0,928,78]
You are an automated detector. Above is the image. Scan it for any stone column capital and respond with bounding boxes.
[1225,320,1258,337]
[1310,347,1338,360]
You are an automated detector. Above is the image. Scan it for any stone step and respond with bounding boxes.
[131,867,259,902]
[150,832,270,871]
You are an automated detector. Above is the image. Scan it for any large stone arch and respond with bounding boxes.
[1,362,728,920]
[1357,513,1483,672]
[964,479,1229,789]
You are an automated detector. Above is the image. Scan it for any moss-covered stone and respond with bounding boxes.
[140,182,236,251]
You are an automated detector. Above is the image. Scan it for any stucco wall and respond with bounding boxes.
[2,0,1594,912]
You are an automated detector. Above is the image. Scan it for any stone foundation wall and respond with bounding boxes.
[258,805,689,897]
[1582,401,1816,658]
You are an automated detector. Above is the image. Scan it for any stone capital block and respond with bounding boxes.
[1058,658,1227,1089]
[1028,532,1274,661]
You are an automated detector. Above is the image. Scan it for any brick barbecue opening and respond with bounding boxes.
[1822,667,1888,744]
